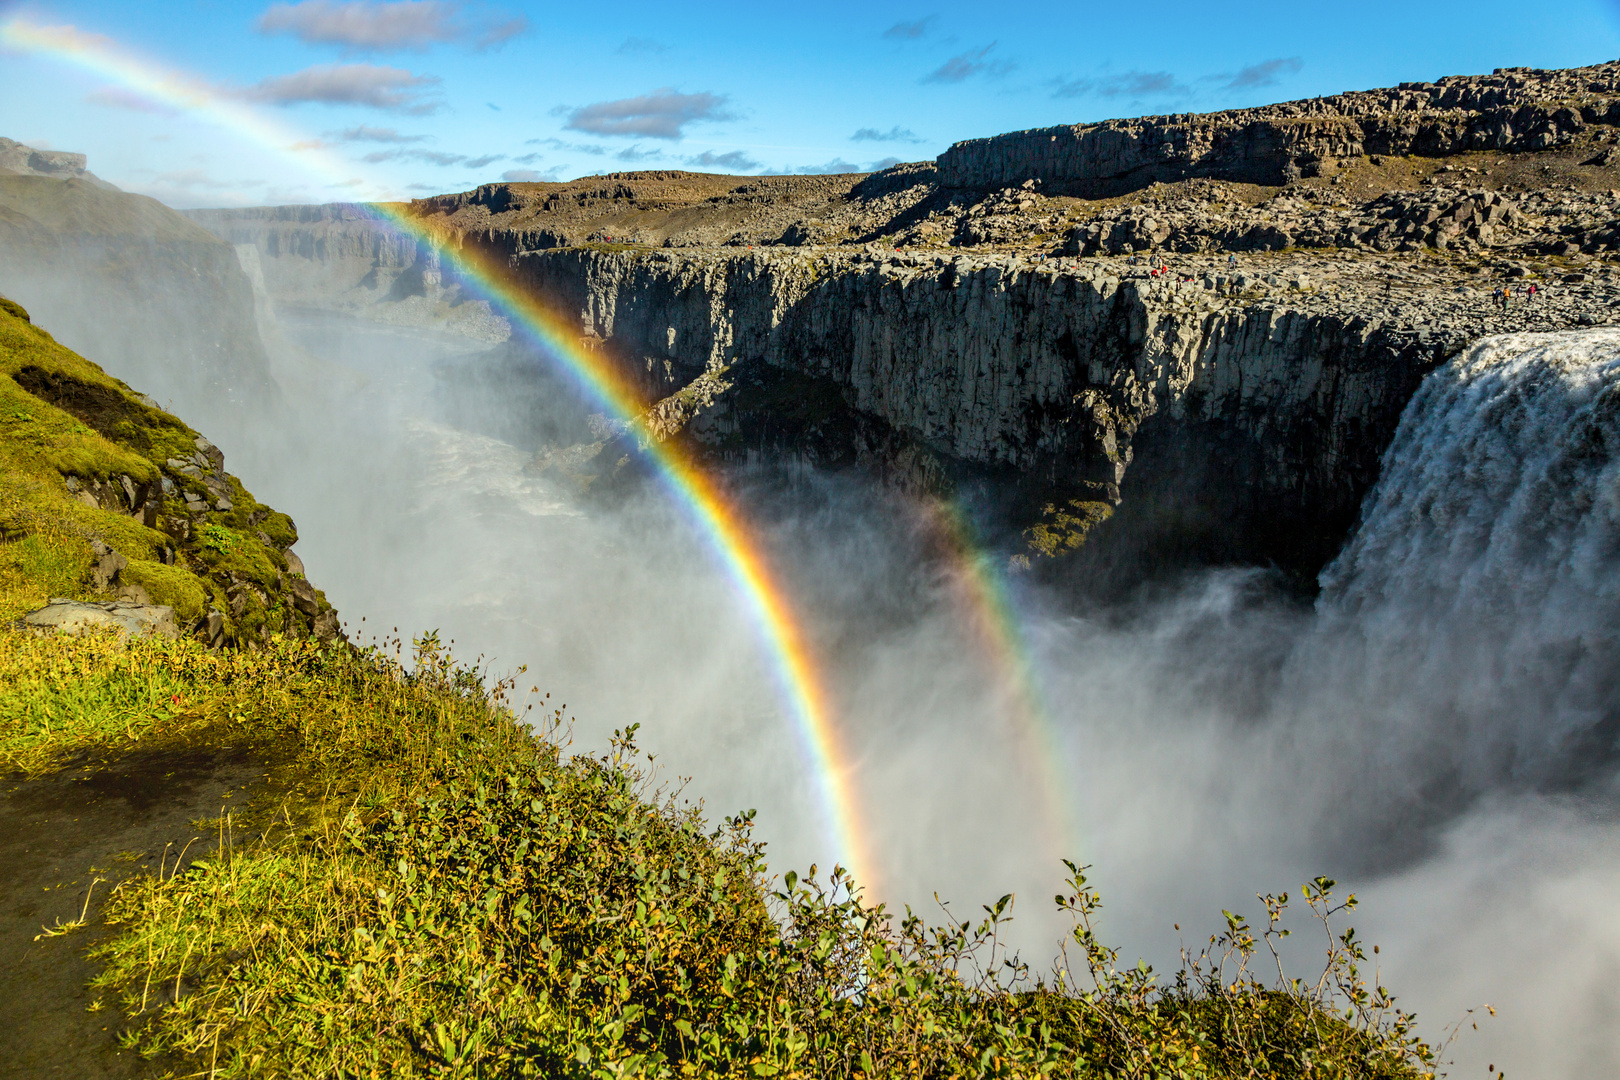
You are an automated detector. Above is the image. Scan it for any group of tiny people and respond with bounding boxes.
[1493,282,1538,309]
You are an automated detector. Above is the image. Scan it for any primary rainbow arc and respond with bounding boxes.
[0,16,883,891]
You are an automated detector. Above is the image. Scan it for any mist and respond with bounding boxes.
[68,283,1620,1078]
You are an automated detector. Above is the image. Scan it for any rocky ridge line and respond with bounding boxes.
[938,60,1620,193]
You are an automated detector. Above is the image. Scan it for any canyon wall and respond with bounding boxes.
[939,62,1620,194]
[491,245,1457,582]
[0,171,277,420]
[183,203,508,340]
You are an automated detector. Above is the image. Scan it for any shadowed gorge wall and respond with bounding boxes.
[0,174,277,419]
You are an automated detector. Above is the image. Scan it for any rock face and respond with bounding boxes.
[496,246,1495,579]
[180,203,507,340]
[938,61,1620,194]
[22,598,180,639]
[0,144,278,419]
[0,137,116,188]
[1,295,342,648]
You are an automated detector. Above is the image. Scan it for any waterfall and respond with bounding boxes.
[1310,329,1620,801]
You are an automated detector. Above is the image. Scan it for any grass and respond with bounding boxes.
[0,295,330,642]
[0,627,1445,1079]
[0,295,1443,1079]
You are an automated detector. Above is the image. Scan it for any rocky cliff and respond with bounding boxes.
[189,58,1620,587]
[0,294,339,646]
[938,60,1620,194]
[486,244,1566,582]
[181,202,505,340]
[0,147,278,420]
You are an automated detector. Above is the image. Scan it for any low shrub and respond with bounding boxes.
[0,629,1441,1079]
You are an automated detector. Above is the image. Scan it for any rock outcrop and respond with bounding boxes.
[1,295,340,647]
[22,598,181,639]
[0,137,116,188]
[937,61,1620,194]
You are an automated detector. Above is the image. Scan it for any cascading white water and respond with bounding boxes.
[1312,329,1620,803]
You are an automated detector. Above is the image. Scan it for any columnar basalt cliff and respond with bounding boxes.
[938,61,1620,194]
[485,245,1471,578]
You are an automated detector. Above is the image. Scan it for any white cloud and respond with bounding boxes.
[687,149,758,171]
[883,17,935,40]
[244,63,442,113]
[1053,69,1189,100]
[923,42,1013,84]
[560,89,733,140]
[256,0,526,51]
[851,126,922,144]
[334,124,429,142]
[615,36,668,55]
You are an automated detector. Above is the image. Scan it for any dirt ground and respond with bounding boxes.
[0,745,272,1078]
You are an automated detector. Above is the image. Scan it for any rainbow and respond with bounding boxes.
[911,499,1077,861]
[0,17,884,889]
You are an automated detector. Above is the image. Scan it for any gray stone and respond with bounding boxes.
[23,599,180,639]
[288,577,320,616]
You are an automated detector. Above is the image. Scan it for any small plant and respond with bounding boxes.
[196,523,241,556]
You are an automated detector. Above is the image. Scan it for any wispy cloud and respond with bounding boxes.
[923,43,1012,84]
[794,157,863,174]
[256,0,526,52]
[524,137,607,156]
[868,156,903,171]
[500,168,555,182]
[687,149,758,171]
[851,125,922,144]
[333,124,428,142]
[244,63,442,113]
[615,145,663,162]
[1052,69,1188,99]
[362,147,461,165]
[1215,57,1303,90]
[883,17,935,39]
[463,153,502,168]
[559,88,732,139]
[85,86,177,114]
[616,36,668,54]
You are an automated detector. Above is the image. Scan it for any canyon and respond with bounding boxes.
[181,60,1620,587]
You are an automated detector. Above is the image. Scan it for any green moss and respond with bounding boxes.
[119,559,208,621]
[1023,499,1115,559]
[0,296,325,646]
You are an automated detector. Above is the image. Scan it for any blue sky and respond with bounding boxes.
[2,0,1620,208]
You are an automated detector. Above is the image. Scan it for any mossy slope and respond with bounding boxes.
[0,295,335,644]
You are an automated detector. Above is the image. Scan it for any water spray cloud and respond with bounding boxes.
[0,15,887,889]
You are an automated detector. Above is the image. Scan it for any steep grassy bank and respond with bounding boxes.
[0,297,335,648]
[0,296,1440,1078]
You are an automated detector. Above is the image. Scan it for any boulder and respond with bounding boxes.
[23,598,180,639]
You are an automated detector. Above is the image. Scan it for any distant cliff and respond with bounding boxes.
[0,155,277,420]
[182,202,509,340]
[938,61,1620,194]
